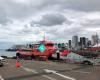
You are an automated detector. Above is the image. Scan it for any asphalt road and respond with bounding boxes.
[0,59,100,80]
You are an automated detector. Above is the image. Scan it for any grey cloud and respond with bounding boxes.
[31,13,67,26]
[0,0,100,22]
[43,0,100,12]
[82,19,100,27]
[0,0,46,20]
[37,0,100,12]
[61,0,100,12]
[0,9,11,25]
[0,0,100,45]
[42,25,83,40]
[16,25,40,35]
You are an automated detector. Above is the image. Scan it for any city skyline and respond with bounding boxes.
[0,33,99,49]
[68,34,100,50]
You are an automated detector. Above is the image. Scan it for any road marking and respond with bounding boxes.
[42,75,57,80]
[44,69,76,80]
[72,71,90,74]
[0,75,4,80]
[21,66,38,74]
[21,66,57,80]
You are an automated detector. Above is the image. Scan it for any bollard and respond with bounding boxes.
[16,60,21,68]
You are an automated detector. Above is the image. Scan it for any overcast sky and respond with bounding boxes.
[0,0,100,48]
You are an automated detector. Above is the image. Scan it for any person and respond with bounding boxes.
[56,50,60,60]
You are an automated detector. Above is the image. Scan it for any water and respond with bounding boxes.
[0,50,16,57]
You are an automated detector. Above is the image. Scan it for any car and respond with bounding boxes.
[81,57,100,65]
[0,56,4,67]
[66,52,100,65]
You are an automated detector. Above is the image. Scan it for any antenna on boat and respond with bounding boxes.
[44,32,45,41]
[40,31,46,41]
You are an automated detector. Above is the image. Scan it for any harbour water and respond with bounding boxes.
[0,50,16,57]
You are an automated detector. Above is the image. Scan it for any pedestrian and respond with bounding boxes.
[56,50,60,60]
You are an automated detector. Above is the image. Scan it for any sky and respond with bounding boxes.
[0,0,100,49]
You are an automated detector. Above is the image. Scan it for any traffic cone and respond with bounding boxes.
[16,60,21,68]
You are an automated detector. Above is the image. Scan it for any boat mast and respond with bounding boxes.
[44,32,45,41]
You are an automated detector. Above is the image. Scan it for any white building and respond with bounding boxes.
[91,34,99,46]
[72,35,78,50]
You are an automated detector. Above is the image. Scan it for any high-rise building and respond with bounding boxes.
[72,35,78,50]
[68,40,72,49]
[85,38,89,47]
[91,34,99,46]
[80,37,86,49]
[87,40,92,47]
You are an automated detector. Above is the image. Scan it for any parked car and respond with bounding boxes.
[66,52,100,65]
[0,56,4,67]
